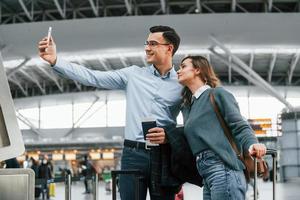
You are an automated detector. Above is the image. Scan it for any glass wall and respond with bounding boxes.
[16,95,298,132]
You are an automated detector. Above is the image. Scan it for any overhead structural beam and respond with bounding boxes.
[249,53,254,69]
[195,0,202,13]
[98,57,112,71]
[268,53,277,82]
[119,54,128,68]
[247,53,254,84]
[76,101,105,127]
[1,2,26,23]
[268,0,273,12]
[19,69,46,95]
[210,49,294,111]
[16,110,41,137]
[44,11,57,20]
[272,5,282,12]
[8,74,28,96]
[160,0,166,14]
[7,57,31,78]
[88,0,99,16]
[124,0,132,15]
[36,65,63,92]
[18,0,33,20]
[236,4,248,12]
[63,96,100,137]
[72,80,82,91]
[186,5,196,14]
[228,56,232,83]
[74,56,91,69]
[202,3,215,13]
[153,8,162,15]
[231,0,236,12]
[73,96,100,128]
[210,49,263,88]
[53,0,66,18]
[209,36,294,111]
[288,52,300,84]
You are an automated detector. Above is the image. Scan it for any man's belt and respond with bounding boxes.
[124,139,160,150]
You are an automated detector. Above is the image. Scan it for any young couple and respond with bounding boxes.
[38,25,266,200]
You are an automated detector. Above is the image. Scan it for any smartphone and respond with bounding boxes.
[47,26,52,44]
[141,118,157,140]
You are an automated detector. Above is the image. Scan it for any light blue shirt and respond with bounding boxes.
[53,58,183,141]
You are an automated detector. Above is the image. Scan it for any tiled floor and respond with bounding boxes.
[40,179,300,200]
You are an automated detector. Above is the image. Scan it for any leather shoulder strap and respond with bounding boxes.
[209,90,241,156]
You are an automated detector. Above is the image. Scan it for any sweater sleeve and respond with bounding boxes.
[213,87,258,152]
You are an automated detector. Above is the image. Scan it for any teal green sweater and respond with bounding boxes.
[182,87,258,171]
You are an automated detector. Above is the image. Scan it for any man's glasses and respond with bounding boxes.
[144,40,170,47]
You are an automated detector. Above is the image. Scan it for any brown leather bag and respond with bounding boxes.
[209,92,268,182]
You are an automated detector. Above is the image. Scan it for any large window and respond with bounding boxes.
[41,105,72,129]
[107,100,126,127]
[17,108,39,130]
[16,95,298,130]
[73,102,107,128]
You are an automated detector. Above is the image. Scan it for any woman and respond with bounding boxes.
[176,55,266,200]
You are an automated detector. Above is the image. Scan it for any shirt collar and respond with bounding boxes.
[150,64,176,79]
[193,85,211,99]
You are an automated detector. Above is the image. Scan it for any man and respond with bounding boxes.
[38,25,182,200]
[38,155,52,200]
[80,154,94,194]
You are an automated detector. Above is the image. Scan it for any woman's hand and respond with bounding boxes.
[249,143,267,159]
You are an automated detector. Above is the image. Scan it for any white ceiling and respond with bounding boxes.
[1,14,300,61]
[0,14,299,108]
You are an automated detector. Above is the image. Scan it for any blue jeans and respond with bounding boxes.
[119,146,175,200]
[196,150,247,200]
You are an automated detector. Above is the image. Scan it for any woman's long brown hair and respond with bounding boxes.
[181,55,221,106]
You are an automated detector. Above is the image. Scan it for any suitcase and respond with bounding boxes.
[34,186,42,198]
[49,182,56,197]
[111,169,143,200]
[253,149,277,200]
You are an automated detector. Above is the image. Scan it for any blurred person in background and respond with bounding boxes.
[4,157,20,168]
[80,154,94,194]
[38,155,52,200]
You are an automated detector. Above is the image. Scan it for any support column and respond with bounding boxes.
[280,110,300,181]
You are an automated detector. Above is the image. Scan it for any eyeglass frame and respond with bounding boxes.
[144,40,170,47]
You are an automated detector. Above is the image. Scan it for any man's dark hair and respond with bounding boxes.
[149,25,180,56]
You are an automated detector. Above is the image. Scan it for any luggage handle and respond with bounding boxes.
[111,169,143,200]
[266,149,277,157]
[253,148,277,200]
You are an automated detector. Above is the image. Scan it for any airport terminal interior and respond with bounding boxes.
[0,0,300,199]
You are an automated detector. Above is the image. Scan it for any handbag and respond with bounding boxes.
[209,91,268,182]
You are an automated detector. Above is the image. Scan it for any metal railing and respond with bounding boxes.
[34,170,99,200]
[111,169,143,200]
